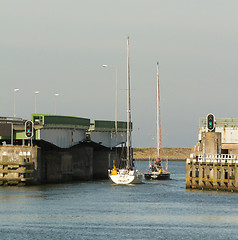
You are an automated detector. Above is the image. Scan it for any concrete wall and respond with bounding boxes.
[0,146,40,185]
[186,157,238,192]
[205,132,221,155]
[90,131,126,148]
[93,151,111,179]
[39,143,113,183]
[39,128,86,148]
[39,145,94,183]
[71,146,94,181]
[0,141,113,185]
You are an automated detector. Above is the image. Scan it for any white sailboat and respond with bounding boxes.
[144,62,170,180]
[108,37,143,184]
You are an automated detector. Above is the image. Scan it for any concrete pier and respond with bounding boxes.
[187,116,238,192]
[186,154,238,192]
[0,146,40,185]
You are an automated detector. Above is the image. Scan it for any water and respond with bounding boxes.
[0,161,238,240]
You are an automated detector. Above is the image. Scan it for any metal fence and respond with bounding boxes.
[199,118,238,128]
[187,154,238,164]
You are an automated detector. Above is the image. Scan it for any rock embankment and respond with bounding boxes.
[133,147,192,161]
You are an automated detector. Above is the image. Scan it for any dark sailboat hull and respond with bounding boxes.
[144,172,170,180]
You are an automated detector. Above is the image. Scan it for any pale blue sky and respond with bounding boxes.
[1,0,238,147]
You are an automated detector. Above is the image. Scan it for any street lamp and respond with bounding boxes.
[103,65,118,133]
[54,93,59,114]
[14,88,19,118]
[34,91,39,114]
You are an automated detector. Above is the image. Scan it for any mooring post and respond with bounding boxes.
[198,163,203,188]
[220,165,225,188]
[186,159,192,188]
[192,163,196,186]
[235,163,238,188]
[205,163,209,188]
[213,162,218,188]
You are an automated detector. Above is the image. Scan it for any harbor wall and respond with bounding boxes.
[186,156,238,192]
[40,145,94,183]
[0,141,114,185]
[0,146,41,185]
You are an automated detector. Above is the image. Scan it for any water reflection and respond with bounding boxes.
[0,161,237,239]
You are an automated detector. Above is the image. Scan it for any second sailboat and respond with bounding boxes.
[144,62,170,180]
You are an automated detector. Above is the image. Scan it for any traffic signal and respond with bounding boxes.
[207,113,215,132]
[25,120,34,138]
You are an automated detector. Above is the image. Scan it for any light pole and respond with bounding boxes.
[14,88,19,118]
[34,91,39,114]
[54,93,59,115]
[103,65,118,133]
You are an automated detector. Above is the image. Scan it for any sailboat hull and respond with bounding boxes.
[144,172,170,180]
[108,169,143,184]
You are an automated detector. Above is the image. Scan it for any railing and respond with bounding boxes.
[199,117,238,128]
[187,154,238,164]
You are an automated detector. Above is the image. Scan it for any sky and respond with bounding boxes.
[1,0,238,148]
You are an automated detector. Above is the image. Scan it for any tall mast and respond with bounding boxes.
[126,37,132,168]
[157,62,162,158]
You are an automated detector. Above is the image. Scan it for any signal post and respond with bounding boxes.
[25,120,34,146]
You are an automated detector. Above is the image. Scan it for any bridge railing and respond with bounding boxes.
[187,154,238,164]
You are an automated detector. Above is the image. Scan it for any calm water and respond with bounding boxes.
[0,161,238,240]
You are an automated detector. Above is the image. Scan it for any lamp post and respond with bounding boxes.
[14,88,19,118]
[34,91,39,114]
[54,93,59,114]
[103,65,118,133]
